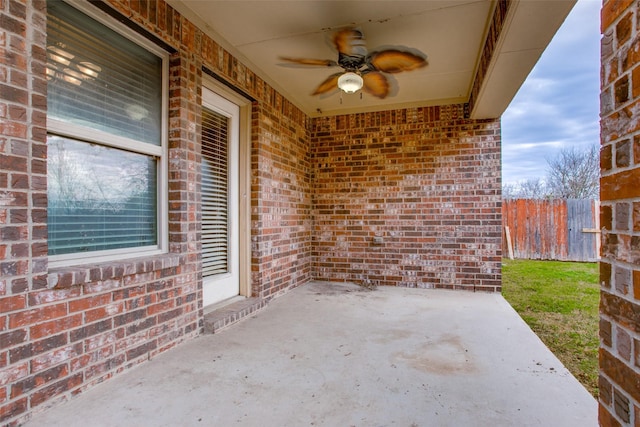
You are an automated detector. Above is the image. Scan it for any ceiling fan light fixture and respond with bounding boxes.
[338,72,363,93]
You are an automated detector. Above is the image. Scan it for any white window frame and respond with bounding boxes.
[47,0,169,268]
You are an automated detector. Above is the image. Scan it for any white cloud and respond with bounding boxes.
[501,0,601,186]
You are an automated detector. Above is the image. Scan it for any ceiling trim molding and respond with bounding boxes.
[308,96,467,118]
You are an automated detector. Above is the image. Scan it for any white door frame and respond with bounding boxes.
[201,80,251,306]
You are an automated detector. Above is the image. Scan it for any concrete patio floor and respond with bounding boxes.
[26,281,597,427]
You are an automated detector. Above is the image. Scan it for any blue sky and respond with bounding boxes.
[501,0,601,186]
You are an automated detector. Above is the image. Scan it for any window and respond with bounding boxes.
[46,1,168,266]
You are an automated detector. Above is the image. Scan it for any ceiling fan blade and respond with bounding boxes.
[369,50,427,73]
[312,73,342,96]
[332,28,368,58]
[363,71,390,99]
[279,57,338,67]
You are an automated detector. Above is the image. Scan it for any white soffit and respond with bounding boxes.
[470,0,577,119]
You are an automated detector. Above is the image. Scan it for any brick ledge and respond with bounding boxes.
[48,253,184,289]
[203,297,267,334]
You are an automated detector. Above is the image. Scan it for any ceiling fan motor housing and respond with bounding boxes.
[338,52,366,71]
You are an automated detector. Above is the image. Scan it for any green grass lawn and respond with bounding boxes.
[501,259,600,397]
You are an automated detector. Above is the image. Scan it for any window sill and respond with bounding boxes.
[48,253,184,289]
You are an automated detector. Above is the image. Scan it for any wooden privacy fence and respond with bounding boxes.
[502,199,600,262]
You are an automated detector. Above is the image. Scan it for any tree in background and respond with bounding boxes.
[546,145,599,199]
[503,144,600,199]
[501,183,519,199]
[502,178,548,199]
[519,178,548,199]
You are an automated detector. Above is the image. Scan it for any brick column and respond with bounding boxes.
[249,96,312,299]
[600,0,640,425]
[167,50,204,330]
[0,0,48,423]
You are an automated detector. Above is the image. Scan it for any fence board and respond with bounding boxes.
[502,199,598,262]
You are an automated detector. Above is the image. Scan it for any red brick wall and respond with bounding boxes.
[310,105,502,291]
[0,2,204,423]
[0,0,311,424]
[0,0,501,424]
[1,0,50,422]
[600,0,640,425]
[250,101,312,299]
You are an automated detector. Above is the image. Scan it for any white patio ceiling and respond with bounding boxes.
[169,0,576,118]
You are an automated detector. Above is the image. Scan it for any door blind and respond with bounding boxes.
[201,107,230,276]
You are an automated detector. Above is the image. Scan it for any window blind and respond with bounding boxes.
[47,1,162,145]
[47,136,157,255]
[201,107,230,276]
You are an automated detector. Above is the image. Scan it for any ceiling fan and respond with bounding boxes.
[279,28,427,99]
